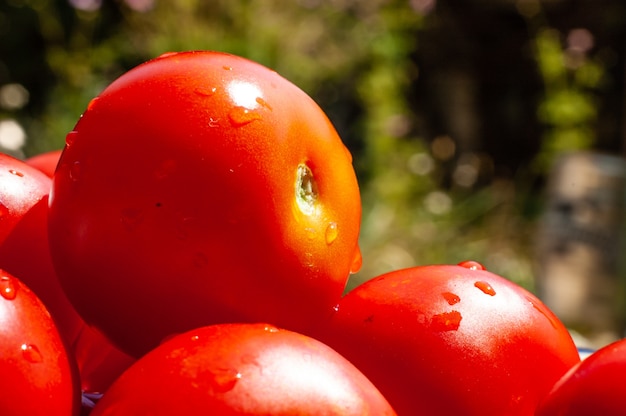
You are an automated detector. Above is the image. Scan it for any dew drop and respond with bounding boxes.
[228,106,261,127]
[526,295,558,329]
[442,292,461,305]
[458,260,486,270]
[69,161,82,182]
[65,131,78,147]
[332,304,340,313]
[8,169,23,177]
[211,369,241,393]
[263,325,279,333]
[120,208,144,231]
[157,52,178,59]
[87,97,99,111]
[0,275,17,300]
[21,344,43,363]
[222,66,233,71]
[194,87,217,97]
[349,247,362,274]
[325,222,338,245]
[430,311,462,331]
[255,97,272,110]
[474,281,496,296]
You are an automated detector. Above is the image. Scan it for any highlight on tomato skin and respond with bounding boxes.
[0,269,81,416]
[314,262,581,416]
[535,338,626,416]
[89,323,397,416]
[47,50,362,358]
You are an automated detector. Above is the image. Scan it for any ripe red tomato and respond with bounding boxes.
[48,51,362,358]
[0,152,51,244]
[90,323,396,415]
[25,149,63,178]
[314,262,581,416]
[0,269,80,415]
[536,338,626,416]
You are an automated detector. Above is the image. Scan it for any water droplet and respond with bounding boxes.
[154,159,177,180]
[120,208,144,231]
[0,275,17,300]
[526,295,558,329]
[87,97,99,111]
[228,106,261,127]
[349,247,362,274]
[157,52,178,59]
[458,260,486,270]
[21,344,43,363]
[295,164,318,216]
[192,252,209,268]
[325,222,338,245]
[65,131,78,147]
[255,97,272,110]
[474,281,496,296]
[194,87,217,97]
[8,169,23,177]
[332,304,340,313]
[211,368,241,393]
[263,325,279,333]
[442,292,460,305]
[430,311,462,331]
[69,161,82,182]
[223,65,233,71]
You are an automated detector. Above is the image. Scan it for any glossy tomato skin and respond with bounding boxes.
[536,338,626,416]
[314,263,581,416]
[0,152,51,244]
[48,51,362,358]
[0,270,80,415]
[25,149,63,178]
[90,323,396,415]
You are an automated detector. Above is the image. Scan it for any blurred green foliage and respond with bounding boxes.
[1,0,625,291]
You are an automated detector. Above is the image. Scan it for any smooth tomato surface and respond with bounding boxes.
[91,323,396,415]
[536,338,626,416]
[314,262,581,416]
[48,51,362,357]
[0,269,80,415]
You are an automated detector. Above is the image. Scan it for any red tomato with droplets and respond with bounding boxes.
[48,51,362,358]
[536,338,626,416]
[90,323,396,415]
[314,262,580,416]
[0,269,80,415]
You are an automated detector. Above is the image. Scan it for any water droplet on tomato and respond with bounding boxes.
[526,295,558,329]
[222,66,233,71]
[87,97,99,111]
[69,161,82,182]
[474,281,496,296]
[157,52,178,59]
[0,275,17,300]
[458,260,486,270]
[349,247,362,274]
[8,169,23,177]
[194,87,217,97]
[211,369,241,393]
[325,222,338,245]
[21,344,43,363]
[263,325,279,333]
[430,311,462,331]
[255,97,272,110]
[65,131,78,147]
[120,208,144,231]
[332,304,340,313]
[442,292,460,305]
[228,106,261,127]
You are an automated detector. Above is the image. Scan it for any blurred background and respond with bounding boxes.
[1,0,625,346]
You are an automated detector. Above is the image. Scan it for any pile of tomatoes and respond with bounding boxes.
[1,51,623,415]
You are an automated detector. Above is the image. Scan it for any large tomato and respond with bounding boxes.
[48,50,362,357]
[90,323,396,415]
[536,338,626,416]
[0,269,80,415]
[314,262,581,415]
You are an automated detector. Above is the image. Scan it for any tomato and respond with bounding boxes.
[314,262,581,416]
[0,152,51,244]
[25,149,63,178]
[48,51,362,358]
[90,323,396,415]
[536,338,626,415]
[0,269,80,415]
